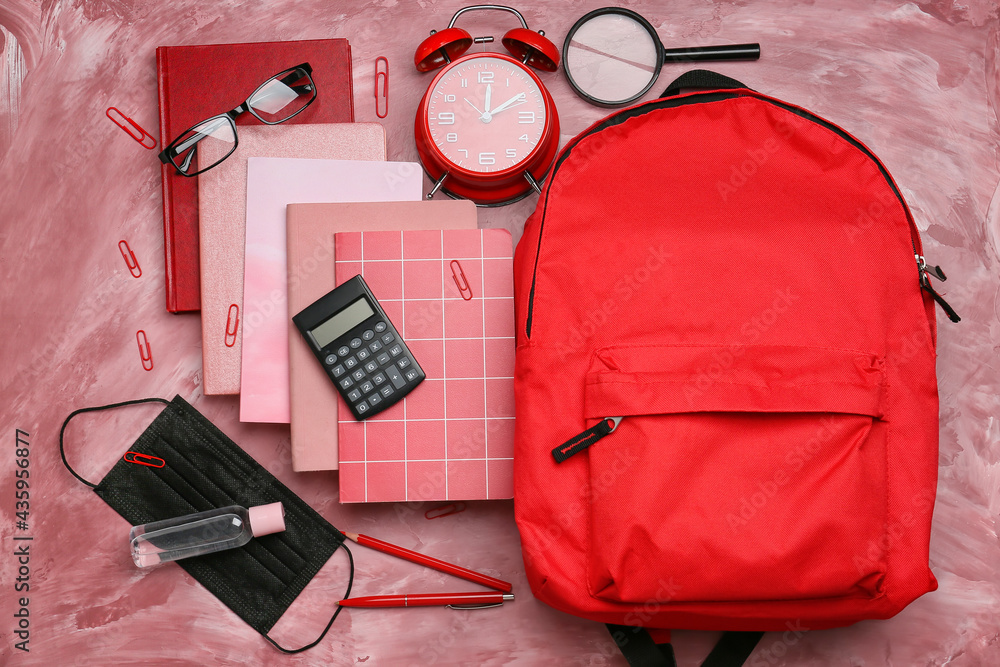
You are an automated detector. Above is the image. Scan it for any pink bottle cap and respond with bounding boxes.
[247,502,286,537]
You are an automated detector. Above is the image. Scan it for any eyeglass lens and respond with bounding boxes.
[171,116,237,175]
[247,66,315,123]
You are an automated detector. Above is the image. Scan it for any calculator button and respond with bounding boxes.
[380,385,395,398]
[368,393,382,406]
[385,364,407,389]
[350,338,363,349]
[388,344,403,357]
[356,401,370,415]
[340,377,354,390]
[352,369,366,382]
[331,365,346,378]
[397,357,411,369]
[405,369,419,382]
[364,361,379,373]
[375,322,387,333]
[360,380,374,394]
[381,332,395,345]
[362,330,375,341]
[372,373,386,385]
[338,346,350,357]
[325,354,338,365]
[376,352,391,365]
[347,388,362,402]
[369,340,383,353]
[357,348,371,361]
[344,357,358,369]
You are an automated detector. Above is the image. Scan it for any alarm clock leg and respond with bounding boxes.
[524,172,541,194]
[427,172,449,199]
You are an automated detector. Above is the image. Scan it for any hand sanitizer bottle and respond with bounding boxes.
[129,503,285,568]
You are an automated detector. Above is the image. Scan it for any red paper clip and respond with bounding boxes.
[106,107,156,149]
[136,330,153,371]
[225,304,240,347]
[425,502,467,520]
[451,260,473,300]
[124,451,165,468]
[375,56,389,118]
[118,239,141,278]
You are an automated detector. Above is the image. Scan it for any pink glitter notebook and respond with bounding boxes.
[335,229,515,503]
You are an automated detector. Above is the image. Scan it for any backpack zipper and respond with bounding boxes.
[525,91,960,340]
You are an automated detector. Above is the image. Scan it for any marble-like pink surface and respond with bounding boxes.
[0,0,997,665]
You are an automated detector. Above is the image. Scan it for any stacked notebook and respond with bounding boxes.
[333,229,515,503]
[157,38,355,312]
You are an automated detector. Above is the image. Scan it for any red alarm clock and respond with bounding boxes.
[413,5,561,207]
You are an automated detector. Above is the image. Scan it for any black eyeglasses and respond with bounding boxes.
[158,63,317,177]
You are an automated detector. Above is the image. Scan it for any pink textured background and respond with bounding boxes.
[0,0,997,665]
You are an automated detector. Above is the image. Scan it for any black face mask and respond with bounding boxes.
[59,396,353,654]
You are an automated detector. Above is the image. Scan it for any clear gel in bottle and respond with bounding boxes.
[129,502,285,568]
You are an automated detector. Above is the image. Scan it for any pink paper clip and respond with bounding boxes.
[106,107,156,149]
[119,239,142,278]
[425,502,467,520]
[375,56,389,118]
[225,304,240,347]
[451,260,473,300]
[124,451,165,468]
[136,330,153,371]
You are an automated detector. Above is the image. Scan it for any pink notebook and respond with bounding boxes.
[240,158,422,423]
[197,124,385,395]
[287,201,479,472]
[335,228,515,503]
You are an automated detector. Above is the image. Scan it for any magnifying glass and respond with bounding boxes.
[563,7,760,107]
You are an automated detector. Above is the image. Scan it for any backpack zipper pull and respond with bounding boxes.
[551,417,623,463]
[916,255,960,323]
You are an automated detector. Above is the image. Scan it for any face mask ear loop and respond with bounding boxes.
[59,397,171,489]
[264,542,355,654]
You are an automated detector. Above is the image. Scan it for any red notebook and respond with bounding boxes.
[156,38,354,312]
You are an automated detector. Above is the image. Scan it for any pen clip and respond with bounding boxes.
[446,602,504,610]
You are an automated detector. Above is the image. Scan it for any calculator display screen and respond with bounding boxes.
[310,297,375,349]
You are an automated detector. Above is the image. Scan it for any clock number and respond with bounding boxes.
[479,152,496,165]
[478,71,494,84]
[446,133,458,143]
[518,111,536,124]
[506,149,517,159]
[444,94,456,102]
[518,134,531,142]
[437,112,455,125]
[460,79,469,88]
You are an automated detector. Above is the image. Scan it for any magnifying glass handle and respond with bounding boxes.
[662,43,761,63]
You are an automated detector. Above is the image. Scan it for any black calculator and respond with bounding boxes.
[292,275,425,420]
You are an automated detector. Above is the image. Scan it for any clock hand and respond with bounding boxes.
[488,93,527,116]
[464,97,485,116]
[485,84,492,114]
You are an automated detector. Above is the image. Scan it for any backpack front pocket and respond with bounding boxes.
[583,344,888,604]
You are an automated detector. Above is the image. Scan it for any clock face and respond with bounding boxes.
[426,55,548,174]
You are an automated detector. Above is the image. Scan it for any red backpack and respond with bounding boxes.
[512,71,958,665]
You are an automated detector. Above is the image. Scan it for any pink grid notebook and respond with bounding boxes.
[335,229,515,503]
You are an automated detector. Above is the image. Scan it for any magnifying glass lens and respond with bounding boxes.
[564,12,660,106]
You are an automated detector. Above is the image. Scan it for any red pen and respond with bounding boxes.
[342,532,512,593]
[338,591,514,608]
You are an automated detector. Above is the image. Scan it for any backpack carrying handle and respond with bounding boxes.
[661,69,751,98]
